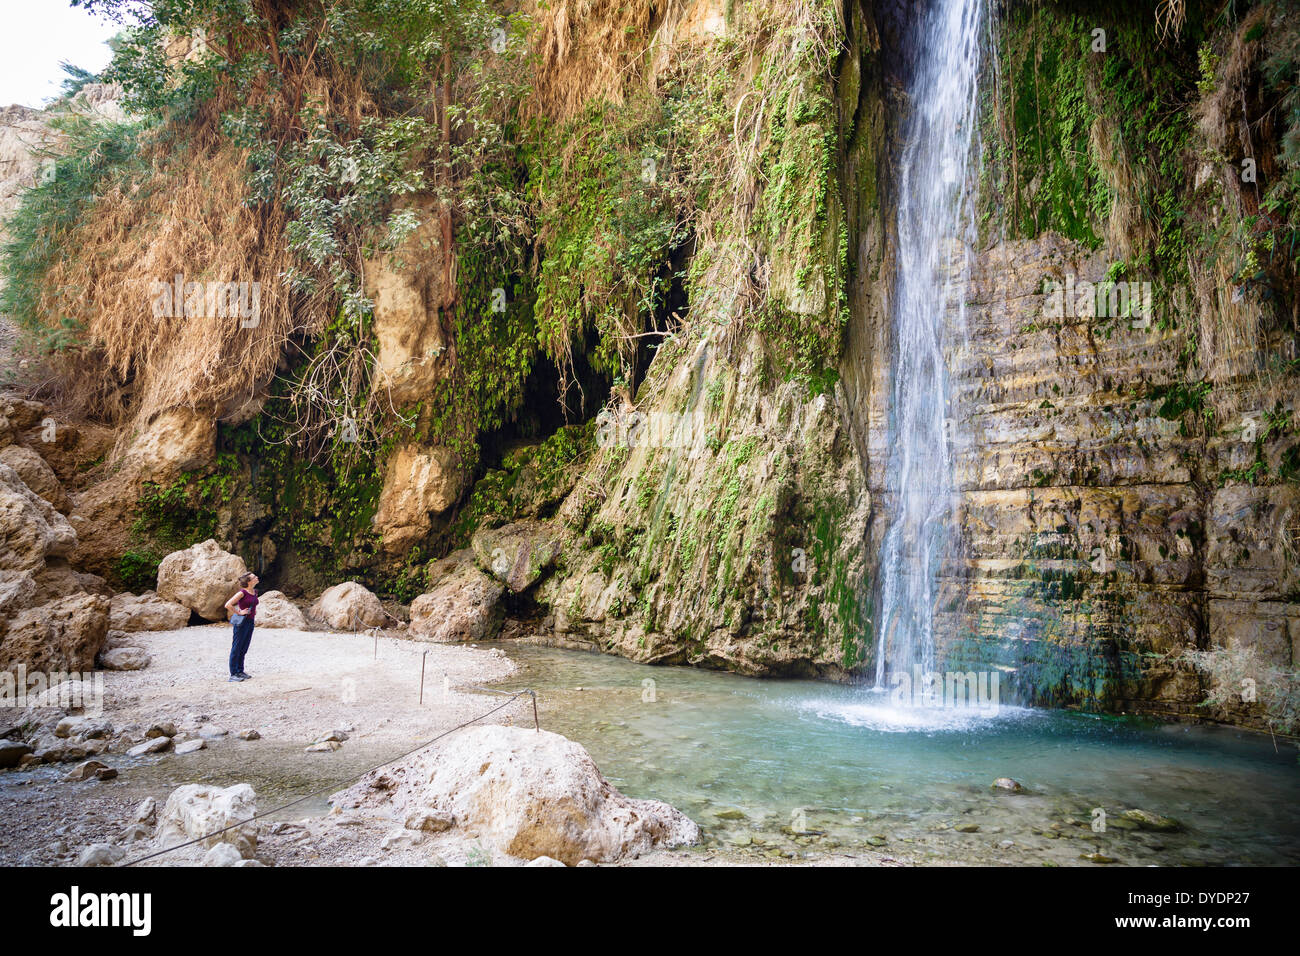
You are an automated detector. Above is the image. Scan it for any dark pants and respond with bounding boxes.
[229,614,254,676]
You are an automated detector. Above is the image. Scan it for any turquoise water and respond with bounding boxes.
[490,643,1300,865]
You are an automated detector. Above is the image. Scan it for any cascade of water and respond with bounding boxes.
[874,0,984,688]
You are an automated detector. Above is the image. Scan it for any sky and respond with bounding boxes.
[0,0,123,108]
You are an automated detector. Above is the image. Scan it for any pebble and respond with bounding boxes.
[175,739,206,755]
[237,729,261,741]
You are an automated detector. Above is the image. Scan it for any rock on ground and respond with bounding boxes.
[156,540,248,621]
[156,783,258,859]
[308,581,388,629]
[97,646,152,670]
[334,725,699,865]
[252,590,307,629]
[409,550,504,643]
[109,591,191,631]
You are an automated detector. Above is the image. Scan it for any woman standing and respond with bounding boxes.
[224,572,259,682]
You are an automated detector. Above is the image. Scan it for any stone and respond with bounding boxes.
[175,739,206,755]
[306,740,341,753]
[0,462,77,572]
[134,797,157,826]
[0,568,37,618]
[76,843,125,867]
[380,829,425,851]
[146,722,176,739]
[1120,809,1183,832]
[409,551,505,643]
[471,520,563,593]
[336,725,700,866]
[0,739,33,768]
[0,444,69,512]
[955,823,981,833]
[202,842,244,867]
[992,777,1024,792]
[76,719,114,740]
[236,729,260,741]
[308,581,389,630]
[95,766,118,781]
[316,729,348,743]
[97,646,152,670]
[155,539,248,621]
[198,725,228,739]
[116,824,152,844]
[1080,852,1118,864]
[108,591,190,631]
[0,593,109,673]
[526,855,567,866]
[62,759,108,782]
[404,809,454,833]
[252,591,307,629]
[714,809,747,821]
[156,783,258,858]
[54,716,85,738]
[127,737,172,757]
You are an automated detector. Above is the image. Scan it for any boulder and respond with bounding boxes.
[127,737,171,757]
[0,593,109,672]
[76,843,125,867]
[109,591,191,631]
[409,551,505,643]
[372,444,467,554]
[253,590,307,629]
[0,444,69,512]
[308,581,388,630]
[202,842,244,867]
[97,646,152,671]
[471,520,563,593]
[334,725,700,865]
[63,759,108,782]
[156,783,258,859]
[0,739,33,768]
[156,540,248,621]
[0,462,77,572]
[0,569,37,617]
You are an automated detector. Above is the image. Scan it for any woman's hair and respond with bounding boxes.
[238,572,256,587]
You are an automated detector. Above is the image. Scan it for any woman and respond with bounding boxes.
[223,572,259,682]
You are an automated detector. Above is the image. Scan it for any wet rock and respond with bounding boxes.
[992,777,1023,792]
[174,739,206,755]
[955,823,981,833]
[62,759,108,782]
[77,843,125,867]
[471,520,563,593]
[308,581,388,630]
[156,540,248,621]
[156,783,258,858]
[714,809,747,821]
[336,725,700,866]
[1080,852,1118,864]
[1120,809,1182,832]
[97,646,152,670]
[108,591,190,631]
[95,766,117,781]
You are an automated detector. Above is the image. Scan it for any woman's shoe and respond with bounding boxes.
[227,675,246,682]
[238,672,252,679]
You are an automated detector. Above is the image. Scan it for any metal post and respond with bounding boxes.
[531,690,539,732]
[419,651,427,705]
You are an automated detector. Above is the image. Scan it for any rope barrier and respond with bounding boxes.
[122,688,536,866]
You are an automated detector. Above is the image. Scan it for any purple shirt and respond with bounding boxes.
[235,589,259,622]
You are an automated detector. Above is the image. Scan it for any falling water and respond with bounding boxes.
[874,0,984,688]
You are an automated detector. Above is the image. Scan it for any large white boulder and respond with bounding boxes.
[334,725,699,865]
[109,591,191,631]
[308,581,388,629]
[156,783,258,859]
[253,590,307,629]
[156,540,247,621]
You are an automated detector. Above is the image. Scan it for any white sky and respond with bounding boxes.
[0,0,124,108]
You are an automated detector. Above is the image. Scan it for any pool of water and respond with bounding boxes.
[487,642,1300,866]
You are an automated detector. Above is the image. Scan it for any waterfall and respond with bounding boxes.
[874,0,984,688]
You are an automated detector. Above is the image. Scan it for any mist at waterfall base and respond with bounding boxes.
[870,0,985,729]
